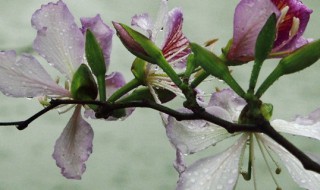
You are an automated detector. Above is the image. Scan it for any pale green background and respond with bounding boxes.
[0,0,319,189]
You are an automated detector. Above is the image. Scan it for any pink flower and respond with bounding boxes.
[227,0,312,63]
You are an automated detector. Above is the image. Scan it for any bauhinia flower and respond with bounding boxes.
[0,0,126,179]
[227,0,312,62]
[166,88,320,190]
[113,0,190,97]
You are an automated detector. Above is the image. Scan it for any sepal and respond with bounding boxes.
[85,29,106,101]
[71,64,98,100]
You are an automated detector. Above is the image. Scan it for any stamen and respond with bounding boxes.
[252,135,258,190]
[256,135,282,190]
[148,85,168,125]
[289,17,300,37]
[241,134,253,181]
[277,6,289,27]
[260,136,282,174]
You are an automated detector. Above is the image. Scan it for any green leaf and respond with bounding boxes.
[190,43,246,98]
[256,39,320,98]
[85,29,106,101]
[71,64,98,101]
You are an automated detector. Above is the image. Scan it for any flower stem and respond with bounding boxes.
[107,78,141,102]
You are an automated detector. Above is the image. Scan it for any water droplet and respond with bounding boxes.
[227,179,234,184]
[190,178,196,183]
[300,179,306,184]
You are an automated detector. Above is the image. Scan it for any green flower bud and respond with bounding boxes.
[112,22,164,65]
[256,39,320,98]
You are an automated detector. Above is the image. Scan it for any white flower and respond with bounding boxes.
[166,88,320,190]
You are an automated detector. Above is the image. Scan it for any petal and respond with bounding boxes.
[151,0,168,41]
[53,105,94,179]
[166,108,233,155]
[81,14,114,70]
[161,8,190,68]
[259,134,320,190]
[208,89,246,122]
[131,13,154,38]
[276,36,311,54]
[271,0,312,51]
[0,51,69,97]
[176,134,248,190]
[105,72,126,98]
[271,108,320,140]
[227,0,280,62]
[32,0,84,79]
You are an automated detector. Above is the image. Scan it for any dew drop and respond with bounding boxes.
[227,179,234,184]
[190,178,196,183]
[300,179,306,184]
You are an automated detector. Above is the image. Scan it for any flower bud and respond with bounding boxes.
[256,39,320,97]
[277,39,320,75]
[112,22,164,65]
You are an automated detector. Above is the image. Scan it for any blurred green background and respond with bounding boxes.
[0,0,319,189]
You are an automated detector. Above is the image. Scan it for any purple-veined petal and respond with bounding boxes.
[151,0,168,41]
[53,105,93,179]
[166,107,232,155]
[176,134,248,190]
[131,13,154,38]
[259,134,320,190]
[81,14,114,70]
[161,8,190,68]
[227,0,280,62]
[271,0,312,51]
[208,89,246,122]
[271,108,320,140]
[32,0,84,79]
[0,51,69,97]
